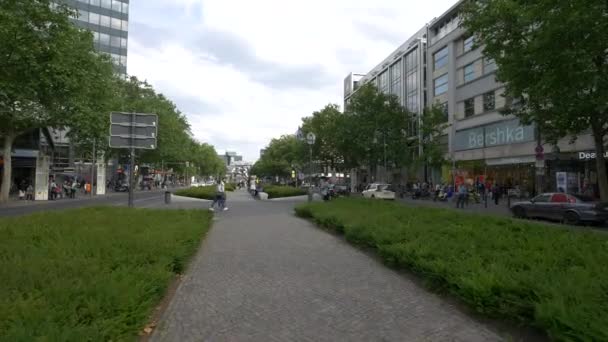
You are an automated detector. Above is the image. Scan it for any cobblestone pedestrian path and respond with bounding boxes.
[150,190,503,342]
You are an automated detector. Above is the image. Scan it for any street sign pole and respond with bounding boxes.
[109,112,158,208]
[128,114,135,208]
[90,140,96,198]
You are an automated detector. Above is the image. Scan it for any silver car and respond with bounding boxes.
[510,193,608,225]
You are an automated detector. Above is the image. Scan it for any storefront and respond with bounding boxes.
[545,151,608,199]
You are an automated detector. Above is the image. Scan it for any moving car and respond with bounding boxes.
[510,193,608,225]
[362,183,395,200]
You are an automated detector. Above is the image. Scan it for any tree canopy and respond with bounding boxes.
[0,0,224,201]
[461,0,608,200]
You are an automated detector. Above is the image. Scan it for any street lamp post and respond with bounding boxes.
[306,132,316,202]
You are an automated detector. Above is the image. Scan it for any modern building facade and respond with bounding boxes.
[426,0,599,197]
[52,0,130,190]
[345,0,604,197]
[60,0,130,74]
[344,26,428,184]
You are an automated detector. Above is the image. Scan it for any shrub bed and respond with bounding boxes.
[295,198,608,341]
[175,186,218,200]
[0,207,212,340]
[263,185,307,199]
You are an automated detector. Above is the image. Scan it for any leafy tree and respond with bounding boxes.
[300,104,344,172]
[0,0,115,202]
[252,135,303,180]
[419,105,449,169]
[461,0,608,200]
[341,84,415,174]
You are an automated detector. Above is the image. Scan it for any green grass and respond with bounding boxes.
[295,198,608,341]
[0,207,212,341]
[263,185,307,199]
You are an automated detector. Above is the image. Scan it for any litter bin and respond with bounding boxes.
[164,191,171,204]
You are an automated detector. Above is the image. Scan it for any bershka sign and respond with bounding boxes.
[454,119,535,151]
[579,151,608,160]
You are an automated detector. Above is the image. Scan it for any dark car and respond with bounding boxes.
[510,193,608,225]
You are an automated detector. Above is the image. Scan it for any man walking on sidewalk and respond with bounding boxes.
[209,179,228,211]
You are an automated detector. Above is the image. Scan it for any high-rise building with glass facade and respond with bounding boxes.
[59,0,129,74]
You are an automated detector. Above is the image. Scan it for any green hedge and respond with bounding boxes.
[176,184,234,200]
[263,185,307,199]
[175,186,217,200]
[295,198,608,341]
[0,207,212,340]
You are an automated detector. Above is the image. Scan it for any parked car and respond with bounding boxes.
[362,184,395,200]
[510,193,608,225]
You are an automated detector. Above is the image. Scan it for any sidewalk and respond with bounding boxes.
[150,190,504,341]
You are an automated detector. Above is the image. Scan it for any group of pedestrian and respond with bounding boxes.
[454,182,502,209]
[48,177,88,200]
[16,180,34,201]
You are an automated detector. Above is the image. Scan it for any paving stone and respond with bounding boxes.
[150,190,504,342]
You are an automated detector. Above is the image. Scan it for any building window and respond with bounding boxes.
[121,37,128,49]
[112,0,122,12]
[77,9,88,22]
[111,17,122,30]
[463,36,474,53]
[99,33,110,46]
[91,0,101,6]
[101,0,112,9]
[122,19,129,32]
[464,98,475,117]
[484,57,497,73]
[434,46,448,70]
[379,71,389,93]
[434,74,448,96]
[89,12,100,25]
[122,2,129,14]
[100,14,111,27]
[110,35,121,47]
[463,63,475,83]
[483,91,495,111]
[441,102,449,122]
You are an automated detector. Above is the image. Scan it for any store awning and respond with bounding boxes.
[485,155,536,166]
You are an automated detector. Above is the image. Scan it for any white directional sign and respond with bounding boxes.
[109,112,158,150]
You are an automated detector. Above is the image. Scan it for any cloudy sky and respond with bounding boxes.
[128,0,457,161]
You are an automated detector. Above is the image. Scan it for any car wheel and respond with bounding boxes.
[513,206,527,219]
[564,212,580,225]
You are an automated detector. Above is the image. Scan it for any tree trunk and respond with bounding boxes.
[591,126,608,201]
[1,133,16,203]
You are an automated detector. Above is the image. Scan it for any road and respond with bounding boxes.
[0,189,180,217]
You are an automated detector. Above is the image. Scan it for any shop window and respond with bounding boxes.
[551,193,568,203]
[464,98,475,117]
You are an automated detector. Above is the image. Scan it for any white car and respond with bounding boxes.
[362,183,396,200]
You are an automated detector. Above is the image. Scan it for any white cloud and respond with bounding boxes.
[128,0,457,161]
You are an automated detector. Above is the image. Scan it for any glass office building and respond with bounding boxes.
[58,0,129,74]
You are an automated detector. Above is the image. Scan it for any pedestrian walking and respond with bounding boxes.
[456,184,468,209]
[71,179,78,198]
[492,183,500,205]
[209,179,228,211]
[49,179,57,200]
[26,184,34,200]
